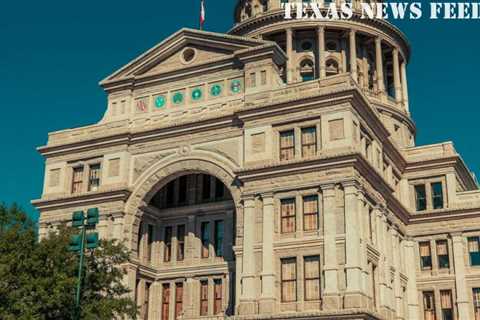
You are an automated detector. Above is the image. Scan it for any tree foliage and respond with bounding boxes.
[0,203,138,319]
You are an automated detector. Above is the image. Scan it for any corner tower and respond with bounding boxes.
[231,0,414,149]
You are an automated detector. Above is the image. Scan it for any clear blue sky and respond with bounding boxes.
[1,1,479,221]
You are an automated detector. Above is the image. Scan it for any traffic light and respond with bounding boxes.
[72,211,85,227]
[86,232,99,249]
[69,234,82,252]
[86,208,99,226]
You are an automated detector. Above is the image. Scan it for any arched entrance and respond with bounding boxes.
[125,157,241,320]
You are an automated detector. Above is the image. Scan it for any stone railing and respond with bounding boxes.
[403,142,457,162]
[454,190,480,208]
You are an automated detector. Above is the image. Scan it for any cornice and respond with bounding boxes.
[31,188,131,211]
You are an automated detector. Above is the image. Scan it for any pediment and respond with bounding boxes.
[101,28,269,85]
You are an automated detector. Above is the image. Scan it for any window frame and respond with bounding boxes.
[303,255,321,301]
[279,130,295,161]
[419,241,433,270]
[468,236,480,266]
[280,198,296,234]
[281,257,297,302]
[301,126,317,157]
[436,239,450,269]
[302,195,319,232]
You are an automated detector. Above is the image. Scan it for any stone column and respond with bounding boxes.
[392,228,403,319]
[239,195,258,314]
[405,239,420,320]
[286,28,293,83]
[260,193,275,313]
[321,183,340,309]
[452,233,471,319]
[375,37,385,95]
[349,30,358,82]
[401,60,410,113]
[343,181,363,308]
[393,47,402,104]
[317,26,326,79]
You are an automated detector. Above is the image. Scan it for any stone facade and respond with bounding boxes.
[33,1,480,320]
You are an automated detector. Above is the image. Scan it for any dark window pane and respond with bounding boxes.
[431,182,444,209]
[166,181,175,206]
[214,220,224,257]
[215,178,224,199]
[471,252,480,266]
[201,222,210,258]
[202,175,211,201]
[178,176,187,204]
[415,185,427,211]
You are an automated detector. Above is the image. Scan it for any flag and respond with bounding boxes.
[200,0,205,30]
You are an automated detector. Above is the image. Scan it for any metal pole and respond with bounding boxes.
[74,223,86,320]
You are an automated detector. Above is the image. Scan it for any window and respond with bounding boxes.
[166,181,175,206]
[325,59,339,76]
[214,279,223,315]
[215,178,224,200]
[415,185,427,211]
[214,220,224,257]
[304,256,320,300]
[303,195,318,231]
[281,258,297,302]
[423,291,436,320]
[473,288,480,320]
[440,290,453,320]
[162,284,170,320]
[72,166,84,194]
[431,182,444,209]
[88,164,101,192]
[164,227,173,262]
[280,130,295,161]
[300,59,314,82]
[175,283,183,319]
[143,282,151,320]
[436,240,449,269]
[202,175,211,201]
[178,176,187,204]
[146,224,154,263]
[201,222,210,258]
[419,241,432,270]
[200,280,209,316]
[468,237,480,266]
[177,225,185,261]
[301,127,317,157]
[281,198,296,233]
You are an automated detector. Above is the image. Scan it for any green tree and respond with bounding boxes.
[0,203,138,320]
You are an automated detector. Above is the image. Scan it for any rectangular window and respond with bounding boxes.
[281,198,296,234]
[436,240,450,269]
[88,164,101,192]
[431,182,444,209]
[162,283,170,320]
[301,127,317,157]
[143,282,151,320]
[423,291,436,320]
[178,176,187,204]
[304,256,320,300]
[214,220,224,257]
[201,222,210,258]
[303,195,318,231]
[72,166,84,194]
[419,241,432,270]
[468,237,480,266]
[175,283,183,320]
[146,224,154,263]
[164,227,173,262]
[177,225,185,261]
[215,178,224,200]
[200,280,209,316]
[202,175,211,201]
[415,184,427,211]
[166,181,175,207]
[280,130,295,161]
[260,70,267,85]
[473,288,480,320]
[214,279,223,315]
[440,290,453,320]
[281,258,297,302]
[250,72,256,87]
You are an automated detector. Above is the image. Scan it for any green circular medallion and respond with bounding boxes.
[173,92,184,104]
[192,88,202,101]
[210,84,222,97]
[231,80,242,93]
[155,95,166,108]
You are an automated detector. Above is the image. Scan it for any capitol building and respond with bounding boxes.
[32,1,480,319]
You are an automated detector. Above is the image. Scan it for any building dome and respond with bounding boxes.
[231,0,414,147]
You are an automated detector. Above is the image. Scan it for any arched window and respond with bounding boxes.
[326,59,339,77]
[300,59,315,82]
[326,41,338,52]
